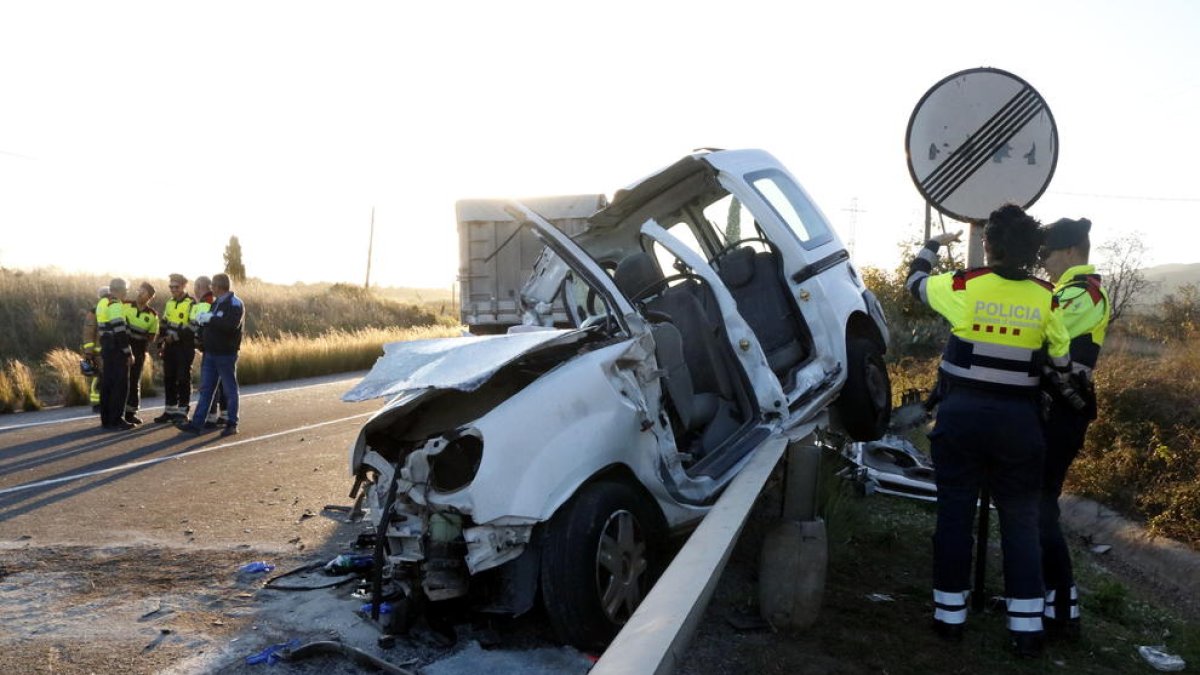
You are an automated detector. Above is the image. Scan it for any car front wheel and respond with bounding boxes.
[540,481,662,651]
[836,336,892,441]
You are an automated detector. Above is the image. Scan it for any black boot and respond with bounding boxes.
[932,620,964,643]
[1010,631,1044,658]
[1045,617,1081,642]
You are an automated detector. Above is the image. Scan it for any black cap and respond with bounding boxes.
[1042,217,1091,251]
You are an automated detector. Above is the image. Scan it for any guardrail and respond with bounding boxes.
[592,434,795,674]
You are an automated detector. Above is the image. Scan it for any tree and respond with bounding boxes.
[223,235,247,282]
[1098,233,1157,324]
[725,197,741,244]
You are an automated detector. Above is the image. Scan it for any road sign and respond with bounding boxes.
[906,68,1058,223]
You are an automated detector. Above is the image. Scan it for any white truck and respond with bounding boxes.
[457,194,608,333]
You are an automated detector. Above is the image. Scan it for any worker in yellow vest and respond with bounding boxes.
[81,284,108,412]
[905,204,1080,658]
[1037,217,1111,641]
[155,274,196,423]
[97,278,135,430]
[123,282,160,425]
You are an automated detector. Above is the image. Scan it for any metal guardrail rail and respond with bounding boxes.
[591,435,790,675]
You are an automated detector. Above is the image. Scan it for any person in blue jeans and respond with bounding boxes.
[178,273,245,437]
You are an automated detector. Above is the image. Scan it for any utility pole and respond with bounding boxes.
[365,206,375,290]
[842,198,866,256]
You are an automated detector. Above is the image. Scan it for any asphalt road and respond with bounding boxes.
[0,372,378,550]
[0,372,433,674]
[0,373,595,674]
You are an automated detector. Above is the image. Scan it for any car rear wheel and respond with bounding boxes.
[836,336,891,441]
[540,481,661,651]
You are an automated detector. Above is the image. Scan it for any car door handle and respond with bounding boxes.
[791,249,850,284]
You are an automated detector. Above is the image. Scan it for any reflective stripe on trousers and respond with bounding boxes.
[933,589,969,625]
[1007,597,1045,633]
[1045,586,1080,620]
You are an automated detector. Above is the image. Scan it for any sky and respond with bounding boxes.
[1,1,1198,289]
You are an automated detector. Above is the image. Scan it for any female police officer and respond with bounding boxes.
[905,204,1074,657]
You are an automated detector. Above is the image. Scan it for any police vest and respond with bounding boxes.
[924,268,1071,391]
[164,295,195,340]
[97,295,132,354]
[191,293,214,347]
[1053,266,1110,371]
[124,302,160,343]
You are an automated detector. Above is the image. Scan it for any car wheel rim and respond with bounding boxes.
[866,359,888,411]
[595,509,647,624]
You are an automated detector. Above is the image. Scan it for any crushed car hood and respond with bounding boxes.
[343,329,578,402]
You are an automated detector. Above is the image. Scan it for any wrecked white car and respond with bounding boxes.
[344,149,892,649]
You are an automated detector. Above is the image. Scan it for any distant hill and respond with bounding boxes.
[1141,263,1200,303]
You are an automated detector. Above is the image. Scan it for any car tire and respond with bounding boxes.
[836,336,891,441]
[540,481,662,651]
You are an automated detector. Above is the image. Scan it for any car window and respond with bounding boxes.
[747,170,833,250]
[702,194,758,246]
[561,269,612,326]
[650,220,704,277]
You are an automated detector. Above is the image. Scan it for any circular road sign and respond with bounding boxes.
[906,67,1058,222]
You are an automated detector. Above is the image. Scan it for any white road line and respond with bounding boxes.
[0,412,374,496]
[0,376,361,433]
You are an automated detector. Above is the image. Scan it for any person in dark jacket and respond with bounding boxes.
[178,273,245,437]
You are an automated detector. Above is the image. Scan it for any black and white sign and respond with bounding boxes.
[906,68,1058,222]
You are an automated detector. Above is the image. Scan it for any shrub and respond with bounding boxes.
[139,357,157,398]
[43,348,90,407]
[0,360,42,412]
[235,325,463,386]
[0,269,454,364]
[1064,338,1200,546]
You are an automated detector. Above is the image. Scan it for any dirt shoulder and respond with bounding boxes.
[679,483,1200,675]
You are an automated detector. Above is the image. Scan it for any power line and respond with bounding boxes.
[1048,190,1200,203]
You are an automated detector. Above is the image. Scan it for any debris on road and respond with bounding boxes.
[865,593,895,603]
[840,435,937,501]
[281,640,419,674]
[137,601,175,621]
[245,638,300,666]
[1138,645,1187,671]
[238,561,276,575]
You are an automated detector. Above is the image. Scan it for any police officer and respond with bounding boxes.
[123,282,160,425]
[97,278,135,430]
[905,204,1074,657]
[1037,217,1110,640]
[155,274,196,423]
[82,285,108,413]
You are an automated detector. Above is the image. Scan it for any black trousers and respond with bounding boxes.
[99,347,130,427]
[1039,400,1091,621]
[162,342,196,410]
[125,341,148,414]
[930,385,1046,632]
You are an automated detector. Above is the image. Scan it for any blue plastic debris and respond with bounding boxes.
[239,561,276,574]
[245,639,300,665]
[360,601,392,615]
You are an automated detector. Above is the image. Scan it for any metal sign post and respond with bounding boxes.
[905,67,1059,612]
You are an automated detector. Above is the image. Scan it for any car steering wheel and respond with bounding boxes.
[708,237,778,266]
